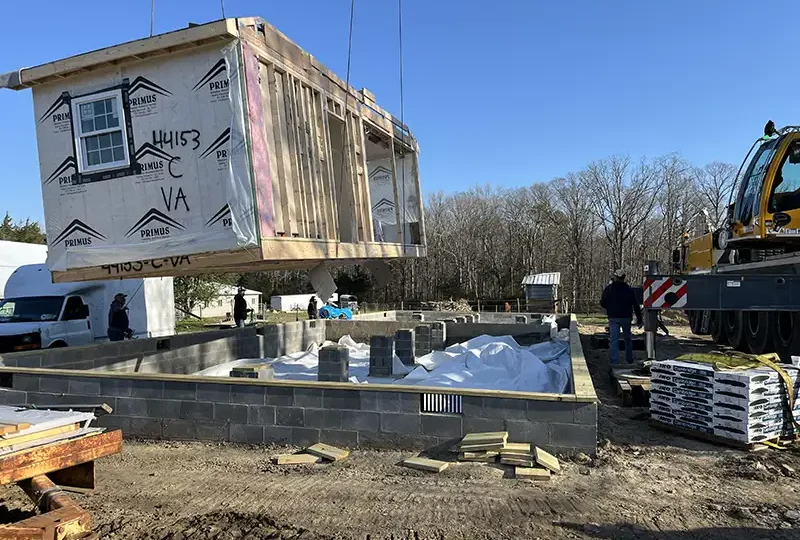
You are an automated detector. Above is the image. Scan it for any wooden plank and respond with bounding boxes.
[355,115,375,242]
[389,140,404,244]
[269,67,298,236]
[346,114,364,241]
[320,97,340,241]
[500,457,535,467]
[0,423,79,448]
[515,467,551,481]
[0,422,31,436]
[458,451,498,462]
[534,447,561,473]
[308,89,333,240]
[460,442,506,452]
[500,442,531,454]
[0,430,122,485]
[259,62,284,235]
[402,457,449,473]
[287,75,315,238]
[306,443,349,462]
[295,81,320,239]
[301,85,326,239]
[461,432,509,446]
[275,453,320,465]
[282,73,308,237]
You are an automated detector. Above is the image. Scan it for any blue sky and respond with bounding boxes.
[0,1,794,224]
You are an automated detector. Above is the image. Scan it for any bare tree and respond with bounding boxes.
[695,161,738,228]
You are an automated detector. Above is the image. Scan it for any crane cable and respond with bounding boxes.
[398,0,407,246]
[335,0,356,258]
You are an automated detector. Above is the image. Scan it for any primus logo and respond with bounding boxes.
[38,95,70,124]
[134,143,180,178]
[52,219,106,248]
[200,128,231,161]
[206,204,232,228]
[193,59,228,93]
[126,208,185,239]
[45,156,78,186]
[129,76,172,107]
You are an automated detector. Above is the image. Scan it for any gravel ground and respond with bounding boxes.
[2,322,799,539]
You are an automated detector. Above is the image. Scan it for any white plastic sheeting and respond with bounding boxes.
[195,334,571,394]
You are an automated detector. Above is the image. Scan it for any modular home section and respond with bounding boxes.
[1,17,425,281]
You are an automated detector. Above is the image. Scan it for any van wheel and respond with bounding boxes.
[710,312,727,345]
[48,341,67,348]
[771,311,800,362]
[724,311,749,352]
[745,311,773,354]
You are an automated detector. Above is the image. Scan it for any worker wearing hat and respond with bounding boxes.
[107,293,132,342]
[600,270,642,365]
[233,286,249,328]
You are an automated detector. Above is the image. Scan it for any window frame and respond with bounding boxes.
[71,89,130,174]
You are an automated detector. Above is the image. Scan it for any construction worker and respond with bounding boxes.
[600,270,643,365]
[307,296,318,319]
[233,287,248,328]
[107,293,131,342]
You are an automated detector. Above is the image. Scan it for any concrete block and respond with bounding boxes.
[358,431,439,450]
[304,408,343,429]
[483,397,527,420]
[319,429,359,448]
[230,424,264,444]
[263,425,292,445]
[461,396,484,417]
[162,419,195,440]
[128,417,162,438]
[276,407,305,427]
[96,414,129,432]
[526,400,574,423]
[323,389,361,410]
[293,388,324,408]
[68,377,102,395]
[181,401,214,421]
[100,378,133,398]
[319,345,349,383]
[146,399,181,419]
[515,315,528,324]
[196,383,232,403]
[39,376,69,394]
[291,427,321,446]
[550,423,596,449]
[25,392,58,406]
[0,389,27,405]
[12,374,39,392]
[421,414,463,438]
[231,385,266,405]
[130,379,164,399]
[411,313,425,321]
[505,420,549,445]
[454,316,466,324]
[264,386,294,406]
[116,397,149,417]
[213,403,248,424]
[380,413,421,434]
[573,403,598,425]
[247,405,276,425]
[341,410,380,431]
[163,381,197,400]
[399,393,421,413]
[463,416,506,433]
[195,422,228,441]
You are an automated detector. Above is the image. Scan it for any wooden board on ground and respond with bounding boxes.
[402,457,449,473]
[275,453,320,465]
[306,443,349,461]
[534,447,561,473]
[459,451,498,462]
[460,432,508,447]
[515,466,551,481]
[500,457,535,467]
[649,420,772,452]
[500,442,531,454]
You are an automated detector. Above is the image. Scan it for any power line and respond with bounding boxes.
[220,0,226,19]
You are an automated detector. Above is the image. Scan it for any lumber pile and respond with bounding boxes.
[0,405,103,456]
[650,360,800,446]
[455,432,560,481]
[274,443,350,466]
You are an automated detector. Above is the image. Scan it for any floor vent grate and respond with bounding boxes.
[421,394,463,414]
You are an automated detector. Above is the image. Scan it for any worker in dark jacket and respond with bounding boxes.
[233,287,248,328]
[600,270,643,365]
[107,293,131,342]
[307,296,318,319]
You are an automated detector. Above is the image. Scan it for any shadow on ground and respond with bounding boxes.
[560,522,797,540]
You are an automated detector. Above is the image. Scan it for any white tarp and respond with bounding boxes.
[195,334,571,394]
[33,40,257,271]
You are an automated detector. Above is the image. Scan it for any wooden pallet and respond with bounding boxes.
[648,420,793,452]
[610,366,651,407]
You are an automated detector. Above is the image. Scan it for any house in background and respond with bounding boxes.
[521,272,561,313]
[0,241,48,299]
[191,284,262,320]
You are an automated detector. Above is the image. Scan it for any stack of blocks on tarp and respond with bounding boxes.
[230,364,274,380]
[369,335,394,378]
[318,345,349,382]
[429,321,446,351]
[414,325,432,357]
[395,329,415,367]
[650,359,800,444]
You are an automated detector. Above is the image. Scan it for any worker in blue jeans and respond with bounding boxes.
[600,270,643,365]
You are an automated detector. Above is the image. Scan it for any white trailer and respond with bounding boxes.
[0,264,174,353]
[269,293,337,312]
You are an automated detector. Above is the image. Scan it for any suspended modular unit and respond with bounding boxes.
[1,17,425,283]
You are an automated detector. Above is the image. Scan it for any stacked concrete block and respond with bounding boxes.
[473,313,480,322]
[515,315,528,324]
[230,365,274,380]
[369,336,394,378]
[454,316,466,324]
[395,329,416,366]
[318,345,350,382]
[429,321,446,351]
[411,312,425,321]
[414,325,432,357]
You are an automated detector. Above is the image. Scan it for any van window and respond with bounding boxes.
[62,296,88,321]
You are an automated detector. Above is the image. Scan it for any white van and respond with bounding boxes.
[0,264,174,353]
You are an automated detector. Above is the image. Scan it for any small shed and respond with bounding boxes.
[521,272,561,313]
[192,284,262,319]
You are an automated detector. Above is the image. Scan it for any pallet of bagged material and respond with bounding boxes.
[650,419,776,451]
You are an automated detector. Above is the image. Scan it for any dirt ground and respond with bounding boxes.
[3,322,800,539]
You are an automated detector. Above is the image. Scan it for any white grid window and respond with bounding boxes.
[71,90,130,174]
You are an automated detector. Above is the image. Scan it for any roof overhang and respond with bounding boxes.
[0,19,239,90]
